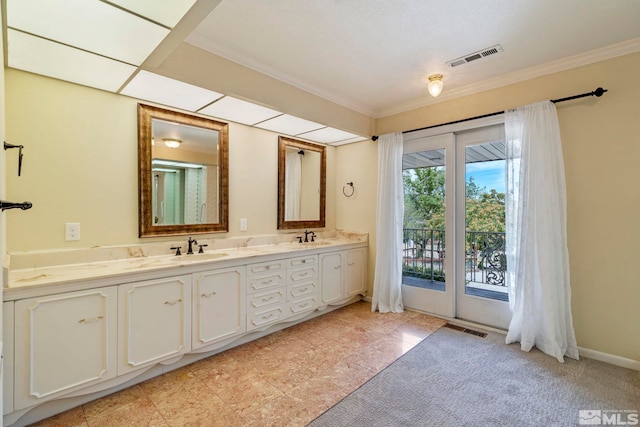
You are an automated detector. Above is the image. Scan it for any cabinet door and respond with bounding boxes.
[118,275,191,375]
[192,267,246,350]
[345,248,367,297]
[14,287,117,410]
[320,252,343,304]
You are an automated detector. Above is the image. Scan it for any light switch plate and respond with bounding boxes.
[239,218,247,232]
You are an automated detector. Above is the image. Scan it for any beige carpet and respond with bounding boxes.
[308,326,640,426]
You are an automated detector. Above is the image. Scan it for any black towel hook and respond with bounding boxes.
[4,141,24,176]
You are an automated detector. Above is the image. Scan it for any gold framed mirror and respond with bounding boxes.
[277,136,326,229]
[138,104,229,237]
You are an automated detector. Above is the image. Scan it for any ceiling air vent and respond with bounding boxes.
[446,44,503,68]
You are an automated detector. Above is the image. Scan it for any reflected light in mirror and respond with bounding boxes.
[162,138,182,148]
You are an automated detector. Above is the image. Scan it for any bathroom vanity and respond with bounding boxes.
[2,231,367,427]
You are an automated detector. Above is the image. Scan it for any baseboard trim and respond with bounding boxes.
[577,346,640,371]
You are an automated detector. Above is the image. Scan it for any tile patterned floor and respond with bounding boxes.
[29,301,446,427]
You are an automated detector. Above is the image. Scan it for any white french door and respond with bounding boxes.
[402,133,456,319]
[402,120,511,330]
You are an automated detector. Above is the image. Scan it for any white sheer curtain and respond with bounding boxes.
[505,100,579,362]
[285,150,302,220]
[371,132,404,313]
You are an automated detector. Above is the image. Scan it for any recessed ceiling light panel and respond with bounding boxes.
[107,0,198,28]
[199,96,282,125]
[7,0,169,65]
[7,29,137,92]
[121,71,223,111]
[298,127,364,144]
[255,114,324,136]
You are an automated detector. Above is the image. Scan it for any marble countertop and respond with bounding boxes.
[4,230,368,301]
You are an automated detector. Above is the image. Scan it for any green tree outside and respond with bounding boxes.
[403,167,505,233]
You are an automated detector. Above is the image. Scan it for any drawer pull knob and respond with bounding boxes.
[164,299,182,305]
[201,292,216,298]
[302,259,306,263]
[78,316,104,324]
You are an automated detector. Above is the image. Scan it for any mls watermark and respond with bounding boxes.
[579,410,639,426]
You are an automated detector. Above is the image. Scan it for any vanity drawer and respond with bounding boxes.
[288,265,318,284]
[248,288,286,310]
[288,281,318,300]
[287,255,318,269]
[248,260,287,275]
[247,271,286,293]
[247,305,286,331]
[289,297,318,315]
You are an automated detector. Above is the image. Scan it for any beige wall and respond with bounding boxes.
[5,51,639,362]
[358,52,638,362]
[4,69,335,251]
[335,139,378,299]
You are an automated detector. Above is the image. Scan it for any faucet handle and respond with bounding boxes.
[170,246,182,256]
[198,244,208,254]
[297,236,303,243]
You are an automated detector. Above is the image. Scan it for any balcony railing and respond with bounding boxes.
[402,228,506,288]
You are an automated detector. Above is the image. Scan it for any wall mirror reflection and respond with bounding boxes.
[278,136,326,229]
[138,104,229,237]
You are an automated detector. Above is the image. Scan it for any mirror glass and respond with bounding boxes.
[278,136,326,229]
[138,104,228,237]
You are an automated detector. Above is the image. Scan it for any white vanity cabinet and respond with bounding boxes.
[287,254,319,315]
[246,259,287,331]
[320,248,367,304]
[13,287,117,410]
[192,267,246,350]
[118,275,191,375]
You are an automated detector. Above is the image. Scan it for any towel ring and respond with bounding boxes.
[343,182,354,197]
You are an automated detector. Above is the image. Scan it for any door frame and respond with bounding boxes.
[402,115,512,329]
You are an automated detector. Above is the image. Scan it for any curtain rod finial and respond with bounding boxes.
[372,135,378,141]
[594,87,607,97]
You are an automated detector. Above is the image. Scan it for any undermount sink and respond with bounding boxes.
[170,252,228,262]
[302,241,333,247]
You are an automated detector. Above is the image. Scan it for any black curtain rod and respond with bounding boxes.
[371,87,607,141]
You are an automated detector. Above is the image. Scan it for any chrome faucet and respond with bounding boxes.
[187,237,197,255]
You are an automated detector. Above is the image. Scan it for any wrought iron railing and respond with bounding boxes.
[402,228,506,287]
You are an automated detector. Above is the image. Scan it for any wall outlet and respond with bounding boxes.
[65,223,80,241]
[239,218,248,232]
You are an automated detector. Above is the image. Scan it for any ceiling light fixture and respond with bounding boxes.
[163,138,182,148]
[427,74,444,97]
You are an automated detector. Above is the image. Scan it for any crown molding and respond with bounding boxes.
[375,37,640,119]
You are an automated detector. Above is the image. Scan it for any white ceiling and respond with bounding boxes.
[4,0,640,139]
[187,0,640,117]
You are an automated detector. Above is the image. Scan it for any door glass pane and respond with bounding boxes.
[402,148,446,291]
[464,142,508,301]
